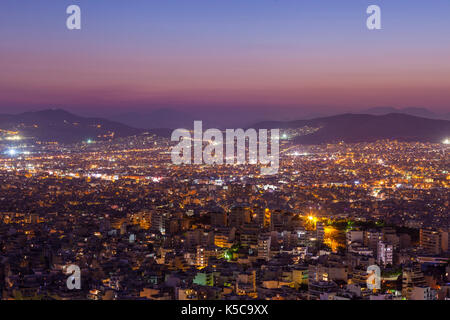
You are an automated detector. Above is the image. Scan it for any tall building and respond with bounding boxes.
[239,225,259,247]
[214,231,232,248]
[251,207,270,228]
[308,263,348,283]
[292,267,309,289]
[420,228,442,255]
[349,267,371,287]
[346,230,364,246]
[236,270,257,298]
[402,264,426,299]
[210,211,227,227]
[308,281,338,299]
[441,230,449,253]
[196,246,208,268]
[193,271,215,287]
[410,286,435,300]
[316,221,325,243]
[377,241,393,266]
[253,208,271,229]
[365,230,383,254]
[228,206,251,228]
[151,210,169,235]
[257,234,271,261]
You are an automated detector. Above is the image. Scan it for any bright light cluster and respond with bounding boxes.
[6,149,17,156]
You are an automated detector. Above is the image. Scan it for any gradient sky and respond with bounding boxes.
[1,0,450,117]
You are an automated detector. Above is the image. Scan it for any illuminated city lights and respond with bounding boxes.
[6,148,17,156]
[0,132,448,301]
[5,135,23,141]
[1,0,450,305]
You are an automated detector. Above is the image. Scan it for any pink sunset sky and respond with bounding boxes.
[1,1,450,117]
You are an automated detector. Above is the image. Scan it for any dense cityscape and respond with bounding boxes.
[2,1,450,308]
[0,132,448,300]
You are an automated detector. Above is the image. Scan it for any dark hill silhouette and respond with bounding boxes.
[2,110,448,145]
[0,109,144,144]
[253,113,450,144]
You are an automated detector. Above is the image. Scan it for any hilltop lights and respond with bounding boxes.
[6,149,17,156]
[5,135,23,141]
[305,215,318,231]
[290,151,309,157]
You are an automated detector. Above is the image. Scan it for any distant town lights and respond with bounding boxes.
[5,135,23,141]
[6,149,17,156]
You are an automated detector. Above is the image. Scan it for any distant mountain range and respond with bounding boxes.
[363,107,450,120]
[253,113,450,144]
[0,109,144,144]
[0,109,448,145]
[106,107,450,130]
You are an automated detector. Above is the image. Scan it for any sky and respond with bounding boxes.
[1,0,450,120]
